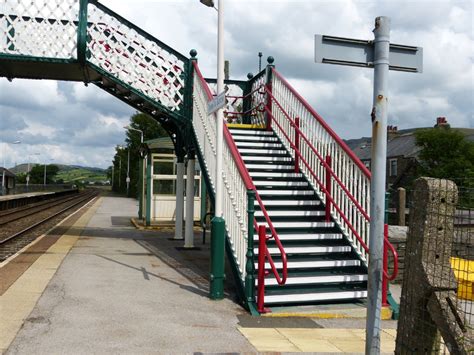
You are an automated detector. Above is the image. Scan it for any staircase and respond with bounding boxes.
[230,128,368,306]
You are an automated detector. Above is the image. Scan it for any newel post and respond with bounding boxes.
[264,56,275,131]
[325,155,332,222]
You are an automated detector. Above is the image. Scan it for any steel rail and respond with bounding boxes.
[0,193,85,226]
[0,191,98,246]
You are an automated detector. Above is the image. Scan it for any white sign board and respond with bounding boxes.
[314,35,423,73]
[208,92,226,115]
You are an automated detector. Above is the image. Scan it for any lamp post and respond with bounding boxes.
[44,158,54,187]
[2,140,21,195]
[123,125,144,198]
[201,0,225,300]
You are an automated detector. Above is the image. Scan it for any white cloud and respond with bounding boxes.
[0,0,472,169]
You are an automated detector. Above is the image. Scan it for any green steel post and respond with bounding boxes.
[264,56,275,130]
[242,73,254,124]
[200,177,207,222]
[245,190,257,311]
[138,158,144,219]
[186,49,198,122]
[210,216,225,299]
[145,157,152,226]
[77,0,89,65]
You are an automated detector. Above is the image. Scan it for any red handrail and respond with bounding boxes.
[264,105,369,253]
[272,68,371,178]
[193,62,288,310]
[264,88,370,222]
[267,70,400,304]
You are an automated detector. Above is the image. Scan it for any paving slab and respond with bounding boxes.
[5,197,255,354]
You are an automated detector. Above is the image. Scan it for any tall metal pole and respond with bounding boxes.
[366,16,390,354]
[118,155,122,189]
[126,146,130,197]
[210,0,226,300]
[111,164,114,189]
[43,162,47,186]
[2,143,5,195]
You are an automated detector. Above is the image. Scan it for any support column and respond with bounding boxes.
[184,155,195,248]
[145,156,152,226]
[174,155,185,240]
[200,176,207,222]
[138,157,144,219]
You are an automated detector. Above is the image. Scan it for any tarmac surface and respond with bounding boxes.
[1,196,400,354]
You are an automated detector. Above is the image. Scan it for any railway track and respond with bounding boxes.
[0,190,99,262]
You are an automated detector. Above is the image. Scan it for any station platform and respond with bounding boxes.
[0,191,57,201]
[0,196,398,354]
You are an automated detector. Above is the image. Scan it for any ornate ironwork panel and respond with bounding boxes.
[0,0,79,59]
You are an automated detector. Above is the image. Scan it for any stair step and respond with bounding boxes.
[257,190,314,196]
[239,148,288,155]
[257,246,352,255]
[255,210,325,217]
[250,172,302,178]
[254,233,343,241]
[232,135,279,142]
[229,129,274,136]
[246,164,294,170]
[235,142,283,148]
[264,274,368,286]
[264,221,334,228]
[253,181,308,187]
[255,259,361,269]
[256,199,320,206]
[242,155,292,162]
[263,290,367,304]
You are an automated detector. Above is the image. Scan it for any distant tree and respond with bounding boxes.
[28,164,60,184]
[112,112,168,194]
[415,127,474,179]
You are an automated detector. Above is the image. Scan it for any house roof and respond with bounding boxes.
[348,127,474,161]
[0,167,16,178]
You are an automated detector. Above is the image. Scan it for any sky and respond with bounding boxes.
[0,0,472,169]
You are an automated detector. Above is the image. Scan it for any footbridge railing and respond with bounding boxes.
[1,0,189,118]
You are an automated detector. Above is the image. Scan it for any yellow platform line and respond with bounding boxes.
[262,306,393,320]
[238,327,397,353]
[0,197,102,354]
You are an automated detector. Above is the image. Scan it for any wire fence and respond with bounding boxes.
[395,177,473,354]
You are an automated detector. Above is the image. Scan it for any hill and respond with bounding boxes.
[10,164,108,183]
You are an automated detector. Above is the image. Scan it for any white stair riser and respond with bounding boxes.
[239,149,288,155]
[255,260,361,269]
[236,142,283,148]
[254,210,324,217]
[253,181,308,187]
[255,200,320,206]
[233,136,279,143]
[242,156,292,162]
[255,246,352,254]
[257,190,314,196]
[264,275,368,286]
[246,164,294,170]
[254,234,343,241]
[250,172,302,178]
[229,129,274,136]
[256,221,334,228]
[264,291,368,304]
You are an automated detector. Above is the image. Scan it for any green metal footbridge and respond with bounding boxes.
[0,0,398,314]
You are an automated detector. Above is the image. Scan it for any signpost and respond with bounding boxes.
[315,16,422,354]
[207,91,226,115]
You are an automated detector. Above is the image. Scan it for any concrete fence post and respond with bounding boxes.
[397,187,406,226]
[395,177,472,354]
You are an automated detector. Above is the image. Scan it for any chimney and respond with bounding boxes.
[434,116,449,128]
[387,125,398,140]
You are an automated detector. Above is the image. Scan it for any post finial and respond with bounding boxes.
[267,56,275,65]
[189,49,198,58]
